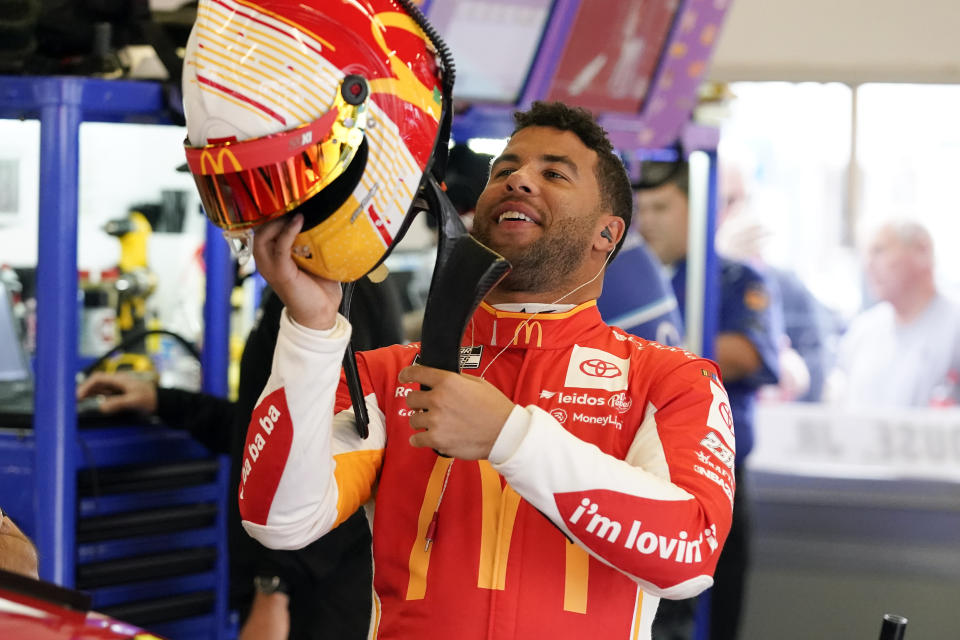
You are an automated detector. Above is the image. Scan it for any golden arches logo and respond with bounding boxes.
[199,148,243,175]
[513,321,543,348]
[368,11,440,121]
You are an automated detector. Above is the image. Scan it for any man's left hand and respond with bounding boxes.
[398,365,515,460]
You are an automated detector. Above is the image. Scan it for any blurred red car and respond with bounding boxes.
[0,569,167,640]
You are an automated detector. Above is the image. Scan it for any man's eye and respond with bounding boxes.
[545,170,566,180]
[494,168,515,178]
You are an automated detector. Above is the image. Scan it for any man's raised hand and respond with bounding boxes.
[252,213,343,330]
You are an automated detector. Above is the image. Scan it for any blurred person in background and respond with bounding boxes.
[444,143,495,230]
[597,178,684,347]
[716,156,834,402]
[637,160,781,640]
[827,219,960,407]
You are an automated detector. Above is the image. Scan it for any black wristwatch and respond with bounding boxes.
[253,575,290,595]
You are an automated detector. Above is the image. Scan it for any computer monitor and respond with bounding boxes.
[435,0,732,151]
[426,0,553,104]
[543,0,680,113]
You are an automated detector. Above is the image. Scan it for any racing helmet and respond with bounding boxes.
[182,0,453,281]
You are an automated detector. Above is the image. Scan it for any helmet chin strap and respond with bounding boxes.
[418,175,512,373]
[339,280,370,438]
[414,176,511,456]
[344,176,509,440]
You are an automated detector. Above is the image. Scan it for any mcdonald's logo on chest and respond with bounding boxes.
[512,321,543,347]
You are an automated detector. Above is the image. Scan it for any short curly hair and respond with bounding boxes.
[513,101,632,261]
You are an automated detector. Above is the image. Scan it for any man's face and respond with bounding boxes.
[866,227,912,302]
[472,126,603,293]
[636,182,688,265]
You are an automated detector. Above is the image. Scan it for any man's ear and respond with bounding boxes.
[594,215,626,252]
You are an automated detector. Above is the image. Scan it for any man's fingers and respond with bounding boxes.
[398,364,450,388]
[253,214,301,268]
[404,389,430,411]
[97,396,130,415]
[407,410,430,431]
[274,213,303,254]
[76,378,97,398]
[409,431,435,450]
[253,214,292,244]
[76,373,120,399]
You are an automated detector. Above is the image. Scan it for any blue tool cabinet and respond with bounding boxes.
[0,75,234,639]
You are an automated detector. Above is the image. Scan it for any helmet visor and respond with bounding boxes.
[184,84,369,230]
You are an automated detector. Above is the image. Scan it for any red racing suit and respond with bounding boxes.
[239,300,735,640]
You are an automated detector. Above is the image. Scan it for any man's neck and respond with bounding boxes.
[491,301,577,313]
[484,279,603,307]
[891,284,937,324]
[484,254,609,306]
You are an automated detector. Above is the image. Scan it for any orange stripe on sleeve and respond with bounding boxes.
[332,449,383,526]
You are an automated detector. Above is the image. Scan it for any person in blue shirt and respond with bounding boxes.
[716,159,833,402]
[636,159,781,640]
[597,227,684,346]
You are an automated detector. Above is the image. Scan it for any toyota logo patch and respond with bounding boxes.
[719,402,734,430]
[579,358,622,378]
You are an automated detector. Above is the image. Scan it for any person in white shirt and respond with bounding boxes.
[829,219,960,407]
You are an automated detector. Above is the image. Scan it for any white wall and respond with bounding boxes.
[0,119,209,340]
[0,120,41,266]
[711,0,960,83]
[78,122,205,273]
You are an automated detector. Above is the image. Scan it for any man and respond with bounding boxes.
[830,220,960,407]
[636,160,781,640]
[240,102,735,639]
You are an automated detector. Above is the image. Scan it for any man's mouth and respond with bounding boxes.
[497,211,538,224]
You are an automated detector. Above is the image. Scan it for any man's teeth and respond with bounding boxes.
[498,211,535,224]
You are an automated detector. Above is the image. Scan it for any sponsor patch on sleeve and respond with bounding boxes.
[238,387,294,526]
[554,489,722,578]
[705,380,736,452]
[700,431,735,470]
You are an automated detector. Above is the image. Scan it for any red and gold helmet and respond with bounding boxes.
[182,0,451,281]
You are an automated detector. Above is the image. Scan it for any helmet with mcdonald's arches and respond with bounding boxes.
[182,0,453,281]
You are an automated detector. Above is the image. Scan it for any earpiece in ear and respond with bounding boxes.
[600,227,613,243]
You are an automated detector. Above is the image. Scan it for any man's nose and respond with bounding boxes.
[504,167,536,194]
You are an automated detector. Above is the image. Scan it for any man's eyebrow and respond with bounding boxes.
[491,153,520,169]
[542,154,579,177]
[490,153,580,177]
